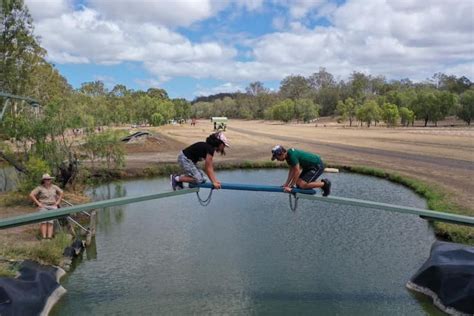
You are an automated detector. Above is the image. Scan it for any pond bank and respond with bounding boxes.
[0,191,91,277]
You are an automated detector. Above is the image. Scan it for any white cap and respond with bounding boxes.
[217,132,230,147]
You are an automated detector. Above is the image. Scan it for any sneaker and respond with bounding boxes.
[170,174,184,191]
[321,178,331,197]
[170,174,181,191]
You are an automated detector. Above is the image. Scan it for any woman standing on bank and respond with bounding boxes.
[29,174,64,239]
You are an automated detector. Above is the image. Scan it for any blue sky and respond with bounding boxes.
[26,0,473,100]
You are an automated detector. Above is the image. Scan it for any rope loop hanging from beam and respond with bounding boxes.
[196,189,213,206]
[289,193,298,212]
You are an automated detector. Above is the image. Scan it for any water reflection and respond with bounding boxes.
[88,182,126,233]
[65,237,98,275]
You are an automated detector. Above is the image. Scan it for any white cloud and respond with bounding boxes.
[195,82,244,97]
[135,77,169,89]
[88,0,216,27]
[248,0,474,81]
[26,0,72,20]
[34,7,236,66]
[88,0,265,28]
[274,0,330,19]
[25,0,473,92]
[272,15,286,30]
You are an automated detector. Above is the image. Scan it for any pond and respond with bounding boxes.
[51,170,442,315]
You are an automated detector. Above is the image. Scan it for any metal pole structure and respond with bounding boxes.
[0,92,40,121]
[0,97,11,121]
[297,194,474,227]
[0,92,39,104]
[62,199,91,217]
[0,188,198,229]
[66,216,90,233]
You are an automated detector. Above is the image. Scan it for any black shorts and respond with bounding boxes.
[299,164,324,183]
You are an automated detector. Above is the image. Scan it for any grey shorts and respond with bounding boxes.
[39,205,57,224]
[178,152,206,183]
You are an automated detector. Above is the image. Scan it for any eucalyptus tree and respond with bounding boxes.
[411,89,438,127]
[246,81,268,96]
[294,99,319,123]
[356,100,382,127]
[270,99,295,122]
[348,71,371,104]
[279,75,313,101]
[381,103,400,127]
[432,73,472,94]
[0,0,45,95]
[309,68,339,116]
[79,81,108,97]
[457,89,474,125]
[336,97,358,126]
[173,98,191,121]
[399,107,415,127]
[146,88,169,100]
[245,81,274,118]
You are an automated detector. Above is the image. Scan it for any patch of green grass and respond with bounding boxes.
[0,232,72,266]
[0,191,31,207]
[0,262,18,277]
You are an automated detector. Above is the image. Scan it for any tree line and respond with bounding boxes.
[192,72,473,127]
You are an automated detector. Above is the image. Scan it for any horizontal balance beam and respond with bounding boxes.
[0,188,198,230]
[297,194,474,227]
[190,182,317,195]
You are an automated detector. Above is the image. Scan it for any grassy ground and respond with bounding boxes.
[0,232,71,277]
[0,192,89,270]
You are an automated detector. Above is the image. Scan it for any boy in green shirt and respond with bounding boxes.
[271,145,331,196]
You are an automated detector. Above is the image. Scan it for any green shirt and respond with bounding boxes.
[286,148,322,170]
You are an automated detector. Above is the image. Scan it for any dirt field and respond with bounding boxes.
[126,119,473,215]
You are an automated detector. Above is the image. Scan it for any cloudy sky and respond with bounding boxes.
[25,0,473,99]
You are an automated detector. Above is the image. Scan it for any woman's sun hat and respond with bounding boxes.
[41,173,54,181]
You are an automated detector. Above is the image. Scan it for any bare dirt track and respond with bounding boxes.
[127,119,473,214]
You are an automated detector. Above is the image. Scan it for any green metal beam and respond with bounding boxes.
[1,92,41,121]
[0,188,198,229]
[2,186,472,229]
[0,92,40,105]
[296,194,474,227]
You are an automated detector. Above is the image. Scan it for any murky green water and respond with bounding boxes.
[51,170,442,315]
